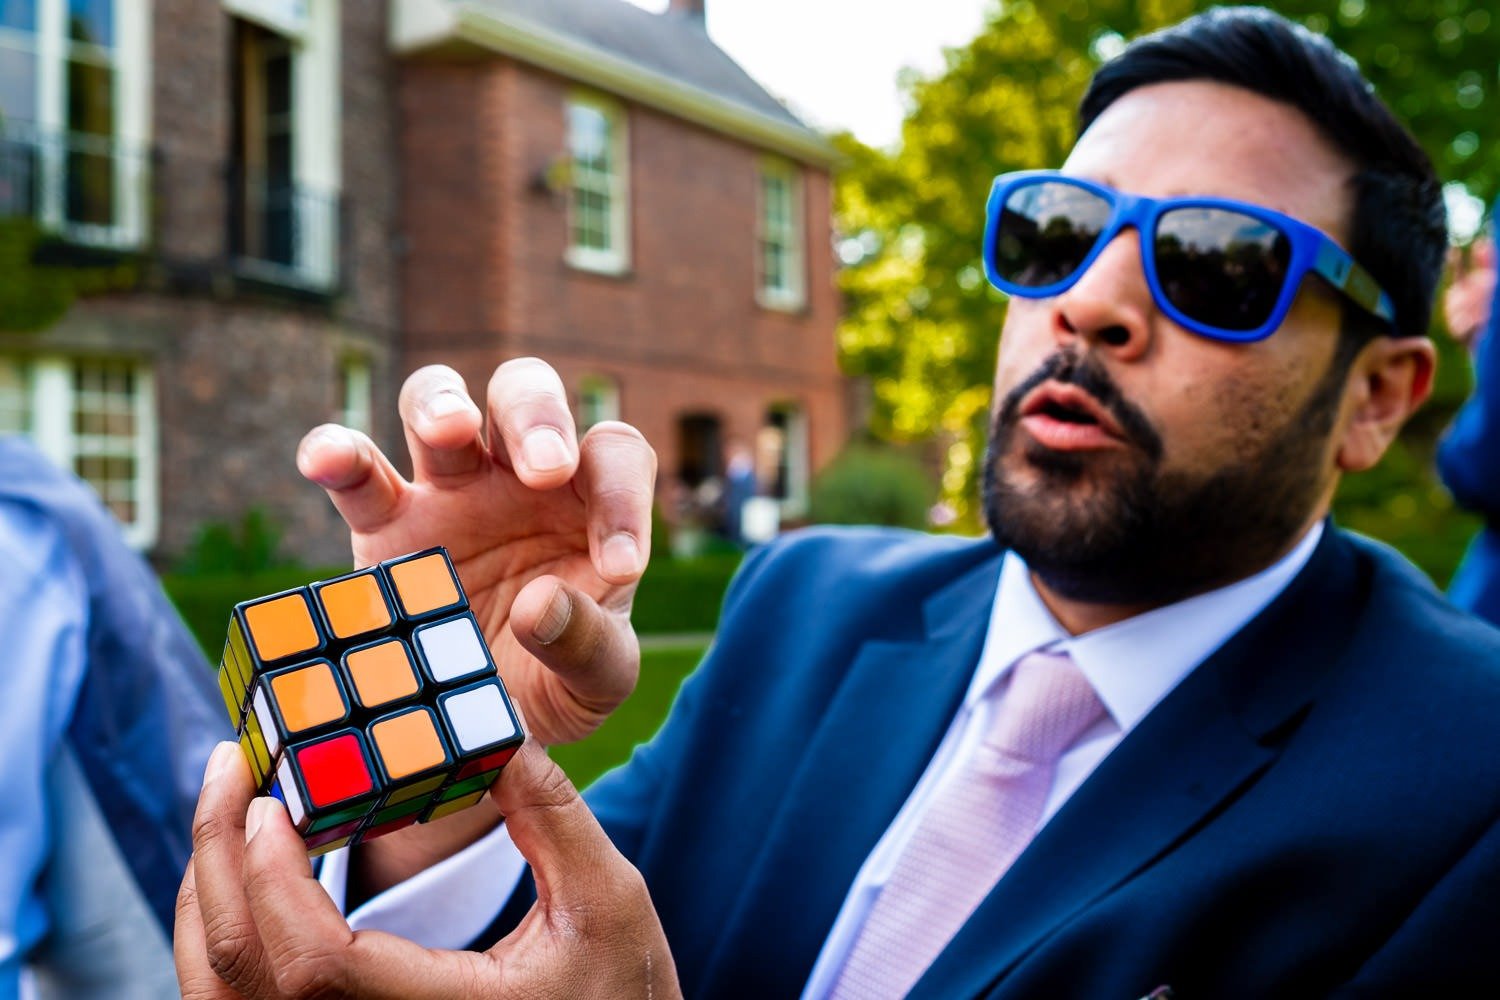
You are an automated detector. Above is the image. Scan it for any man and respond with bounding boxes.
[0,436,223,1000]
[176,8,1500,998]
[1439,237,1500,625]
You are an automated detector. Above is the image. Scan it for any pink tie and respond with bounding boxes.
[829,649,1105,999]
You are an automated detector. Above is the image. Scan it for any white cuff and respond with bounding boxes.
[316,821,529,950]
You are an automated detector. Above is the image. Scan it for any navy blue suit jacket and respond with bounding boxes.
[480,524,1500,997]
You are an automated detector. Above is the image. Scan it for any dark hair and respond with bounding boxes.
[1080,6,1445,344]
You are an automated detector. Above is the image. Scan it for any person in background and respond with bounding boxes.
[720,437,759,547]
[0,435,223,1000]
[1439,235,1500,625]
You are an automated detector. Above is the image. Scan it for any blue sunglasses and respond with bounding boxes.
[982,170,1395,343]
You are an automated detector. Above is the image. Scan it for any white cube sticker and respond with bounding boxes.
[254,687,280,757]
[443,684,517,753]
[417,617,490,683]
[277,756,306,827]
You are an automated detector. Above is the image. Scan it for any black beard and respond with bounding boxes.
[982,349,1344,606]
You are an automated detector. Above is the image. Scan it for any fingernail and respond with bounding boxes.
[601,533,642,579]
[299,426,354,470]
[245,797,282,844]
[522,428,572,474]
[533,583,572,645]
[424,390,470,422]
[204,742,237,785]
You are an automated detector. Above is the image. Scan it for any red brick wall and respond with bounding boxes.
[399,57,847,508]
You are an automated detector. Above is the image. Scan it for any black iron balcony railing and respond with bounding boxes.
[227,163,341,291]
[0,123,150,249]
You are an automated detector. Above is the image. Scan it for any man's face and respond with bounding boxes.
[984,81,1360,605]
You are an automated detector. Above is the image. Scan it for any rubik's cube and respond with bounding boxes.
[216,547,524,856]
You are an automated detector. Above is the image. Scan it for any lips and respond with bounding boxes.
[1017,382,1127,451]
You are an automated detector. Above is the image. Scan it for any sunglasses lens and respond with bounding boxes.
[1155,208,1291,333]
[993,181,1112,289]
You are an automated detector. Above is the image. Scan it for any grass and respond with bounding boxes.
[548,644,707,790]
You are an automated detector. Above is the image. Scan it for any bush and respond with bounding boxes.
[177,507,288,576]
[630,553,743,633]
[163,552,744,661]
[809,443,937,530]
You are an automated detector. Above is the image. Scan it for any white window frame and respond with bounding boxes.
[0,0,151,248]
[5,354,157,549]
[564,92,630,275]
[576,373,620,431]
[756,158,805,311]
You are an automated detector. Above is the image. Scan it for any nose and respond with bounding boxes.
[1052,229,1153,360]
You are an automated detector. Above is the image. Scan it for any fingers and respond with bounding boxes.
[486,739,681,996]
[398,365,487,481]
[240,797,483,999]
[175,862,240,1000]
[510,575,641,722]
[188,742,278,997]
[297,424,411,536]
[182,756,491,1000]
[486,358,580,490]
[488,738,635,910]
[574,421,656,586]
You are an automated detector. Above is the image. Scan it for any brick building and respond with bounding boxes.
[0,0,842,564]
[396,0,844,533]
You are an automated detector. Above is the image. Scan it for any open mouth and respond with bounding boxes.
[1037,398,1099,425]
[1019,383,1124,439]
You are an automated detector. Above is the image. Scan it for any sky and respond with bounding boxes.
[622,0,995,149]
[620,1,1489,237]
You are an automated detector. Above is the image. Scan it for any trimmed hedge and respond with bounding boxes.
[162,553,743,660]
[549,644,706,789]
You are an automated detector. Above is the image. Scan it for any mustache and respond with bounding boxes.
[996,351,1164,461]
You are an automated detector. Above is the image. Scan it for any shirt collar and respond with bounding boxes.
[967,521,1325,733]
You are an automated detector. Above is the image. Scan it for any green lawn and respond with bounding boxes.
[548,644,706,790]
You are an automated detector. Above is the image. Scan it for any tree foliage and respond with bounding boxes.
[835,0,1495,583]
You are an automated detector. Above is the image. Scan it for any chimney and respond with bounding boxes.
[668,0,705,25]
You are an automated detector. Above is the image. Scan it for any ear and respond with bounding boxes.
[1335,336,1436,472]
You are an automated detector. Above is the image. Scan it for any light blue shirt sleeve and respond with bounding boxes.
[0,501,90,1000]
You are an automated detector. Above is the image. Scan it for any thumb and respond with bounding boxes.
[489,737,626,910]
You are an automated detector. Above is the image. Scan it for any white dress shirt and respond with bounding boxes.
[321,522,1324,991]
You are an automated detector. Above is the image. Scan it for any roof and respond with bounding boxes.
[472,0,805,128]
[392,0,838,166]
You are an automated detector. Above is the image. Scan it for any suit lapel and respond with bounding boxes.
[915,526,1364,998]
[698,549,1005,994]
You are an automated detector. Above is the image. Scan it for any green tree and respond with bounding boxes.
[835,0,1493,583]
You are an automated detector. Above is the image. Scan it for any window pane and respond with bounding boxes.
[66,147,112,223]
[66,57,114,225]
[67,0,111,47]
[71,360,142,527]
[568,100,624,259]
[0,40,35,123]
[568,104,609,167]
[67,57,112,137]
[0,0,35,32]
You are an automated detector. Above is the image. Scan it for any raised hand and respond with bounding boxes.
[295,358,655,749]
[1445,239,1496,351]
